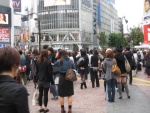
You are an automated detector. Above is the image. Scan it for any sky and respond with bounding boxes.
[115,0,144,32]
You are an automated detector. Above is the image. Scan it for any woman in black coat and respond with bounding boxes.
[37,49,54,112]
[0,47,29,113]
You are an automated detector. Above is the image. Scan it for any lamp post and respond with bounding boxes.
[121,16,128,47]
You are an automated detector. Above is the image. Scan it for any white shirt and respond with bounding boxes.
[133,53,138,64]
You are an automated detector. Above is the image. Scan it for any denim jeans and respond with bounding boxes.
[50,75,58,97]
[106,78,116,101]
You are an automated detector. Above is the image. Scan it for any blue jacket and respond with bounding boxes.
[20,54,26,66]
[55,57,75,73]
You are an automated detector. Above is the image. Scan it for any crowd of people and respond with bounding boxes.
[0,45,150,113]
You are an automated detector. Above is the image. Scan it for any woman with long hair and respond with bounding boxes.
[114,48,130,99]
[37,49,54,112]
[90,49,100,88]
[77,49,89,89]
[55,50,75,113]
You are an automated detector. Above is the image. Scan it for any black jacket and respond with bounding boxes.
[37,60,54,85]
[78,55,89,68]
[0,75,29,113]
[91,56,99,67]
[124,51,133,67]
[115,53,126,74]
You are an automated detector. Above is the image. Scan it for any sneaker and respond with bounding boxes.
[51,96,58,100]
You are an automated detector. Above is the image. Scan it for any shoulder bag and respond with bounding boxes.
[19,65,27,73]
[124,55,131,72]
[65,59,77,82]
[112,59,121,76]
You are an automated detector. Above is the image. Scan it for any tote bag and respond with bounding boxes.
[124,56,131,72]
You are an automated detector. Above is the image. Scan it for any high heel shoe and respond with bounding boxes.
[61,109,66,113]
[68,109,72,113]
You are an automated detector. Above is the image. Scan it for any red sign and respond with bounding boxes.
[0,27,10,42]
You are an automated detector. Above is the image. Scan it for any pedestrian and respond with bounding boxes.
[90,49,100,88]
[55,50,75,113]
[47,47,59,100]
[103,49,116,102]
[30,49,39,88]
[124,46,134,85]
[25,50,31,81]
[36,49,54,112]
[115,47,130,99]
[145,50,150,78]
[0,46,30,113]
[77,49,89,89]
[18,50,27,85]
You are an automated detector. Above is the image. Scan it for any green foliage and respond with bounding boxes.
[129,27,143,46]
[98,32,108,47]
[108,33,123,47]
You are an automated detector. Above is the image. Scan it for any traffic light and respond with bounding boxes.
[30,36,35,42]
[21,16,29,21]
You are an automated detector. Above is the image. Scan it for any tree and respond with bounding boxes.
[108,33,122,47]
[98,32,108,47]
[129,27,143,46]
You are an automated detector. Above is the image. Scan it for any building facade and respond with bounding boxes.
[30,0,119,50]
[99,0,119,35]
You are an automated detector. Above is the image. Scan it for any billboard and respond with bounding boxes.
[144,0,150,20]
[0,5,11,27]
[12,0,21,12]
[44,0,71,7]
[0,13,9,25]
[144,24,150,43]
[0,27,10,43]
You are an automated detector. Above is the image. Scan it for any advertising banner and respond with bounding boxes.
[0,13,9,25]
[44,0,71,7]
[144,0,150,20]
[0,27,10,43]
[12,0,21,12]
[144,24,150,42]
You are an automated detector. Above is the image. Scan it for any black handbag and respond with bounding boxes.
[65,60,77,82]
[52,65,59,74]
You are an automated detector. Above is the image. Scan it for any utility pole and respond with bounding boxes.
[38,19,41,52]
[120,16,128,47]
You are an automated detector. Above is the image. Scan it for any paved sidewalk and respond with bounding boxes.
[25,72,150,113]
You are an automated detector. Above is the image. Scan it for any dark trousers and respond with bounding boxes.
[106,78,116,101]
[38,86,49,107]
[91,69,99,87]
[146,67,150,76]
[129,70,132,84]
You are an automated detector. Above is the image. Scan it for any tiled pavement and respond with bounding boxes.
[25,70,150,113]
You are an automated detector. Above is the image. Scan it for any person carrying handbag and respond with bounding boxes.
[18,50,27,85]
[115,47,130,99]
[103,49,117,102]
[54,50,75,113]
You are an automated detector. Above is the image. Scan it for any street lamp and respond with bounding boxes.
[120,16,128,47]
